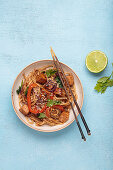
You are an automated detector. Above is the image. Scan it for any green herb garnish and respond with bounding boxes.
[16,80,23,94]
[94,64,113,94]
[25,86,29,96]
[46,69,57,78]
[38,113,46,119]
[47,99,61,107]
[55,76,63,88]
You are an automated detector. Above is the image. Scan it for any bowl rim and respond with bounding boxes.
[11,59,84,132]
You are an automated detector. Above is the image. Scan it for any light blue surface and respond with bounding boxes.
[0,0,113,170]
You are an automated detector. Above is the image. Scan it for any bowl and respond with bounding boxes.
[12,60,84,132]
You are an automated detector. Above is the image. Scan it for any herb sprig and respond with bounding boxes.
[38,113,46,119]
[94,64,113,94]
[55,76,63,88]
[47,99,61,107]
[46,69,57,78]
[16,80,23,94]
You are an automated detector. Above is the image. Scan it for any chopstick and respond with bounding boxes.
[52,49,91,136]
[50,48,86,141]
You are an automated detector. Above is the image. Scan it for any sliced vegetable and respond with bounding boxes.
[45,108,50,118]
[46,69,57,78]
[27,83,46,114]
[53,105,64,111]
[55,76,63,88]
[16,80,23,94]
[25,86,29,96]
[38,113,46,119]
[46,99,61,107]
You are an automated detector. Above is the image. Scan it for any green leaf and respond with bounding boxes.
[16,86,21,94]
[47,99,54,107]
[101,86,107,94]
[97,77,110,83]
[25,86,29,96]
[16,80,23,95]
[46,69,57,78]
[55,76,63,88]
[38,113,46,119]
[94,63,113,94]
[47,99,61,107]
[94,83,103,93]
[106,79,113,87]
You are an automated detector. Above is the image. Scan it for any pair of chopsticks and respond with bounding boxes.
[50,47,91,141]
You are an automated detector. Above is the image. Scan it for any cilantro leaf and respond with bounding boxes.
[94,63,113,94]
[16,80,23,95]
[47,99,61,107]
[106,79,113,87]
[101,86,107,94]
[47,99,54,107]
[38,113,46,119]
[46,69,57,78]
[55,76,63,88]
[97,77,110,83]
[16,86,21,94]
[94,83,103,92]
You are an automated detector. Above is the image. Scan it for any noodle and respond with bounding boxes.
[18,65,77,126]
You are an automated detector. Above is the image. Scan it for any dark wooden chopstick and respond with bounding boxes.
[54,54,91,136]
[51,48,86,141]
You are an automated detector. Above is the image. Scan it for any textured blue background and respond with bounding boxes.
[0,0,113,170]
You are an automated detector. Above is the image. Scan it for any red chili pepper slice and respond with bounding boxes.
[27,83,46,114]
[52,105,64,111]
[45,108,50,118]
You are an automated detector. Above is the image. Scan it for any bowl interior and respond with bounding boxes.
[12,60,84,132]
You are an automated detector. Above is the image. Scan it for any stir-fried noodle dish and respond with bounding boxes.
[16,65,77,126]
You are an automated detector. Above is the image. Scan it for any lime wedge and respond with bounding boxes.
[85,50,108,73]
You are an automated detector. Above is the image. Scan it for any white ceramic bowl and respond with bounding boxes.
[12,60,84,132]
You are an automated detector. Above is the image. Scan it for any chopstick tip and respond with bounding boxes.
[88,132,91,136]
[84,138,86,141]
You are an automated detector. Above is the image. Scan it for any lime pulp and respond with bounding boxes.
[85,50,108,73]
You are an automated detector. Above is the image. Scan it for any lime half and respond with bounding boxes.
[85,50,108,73]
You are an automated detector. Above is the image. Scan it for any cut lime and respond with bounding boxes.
[85,50,108,73]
